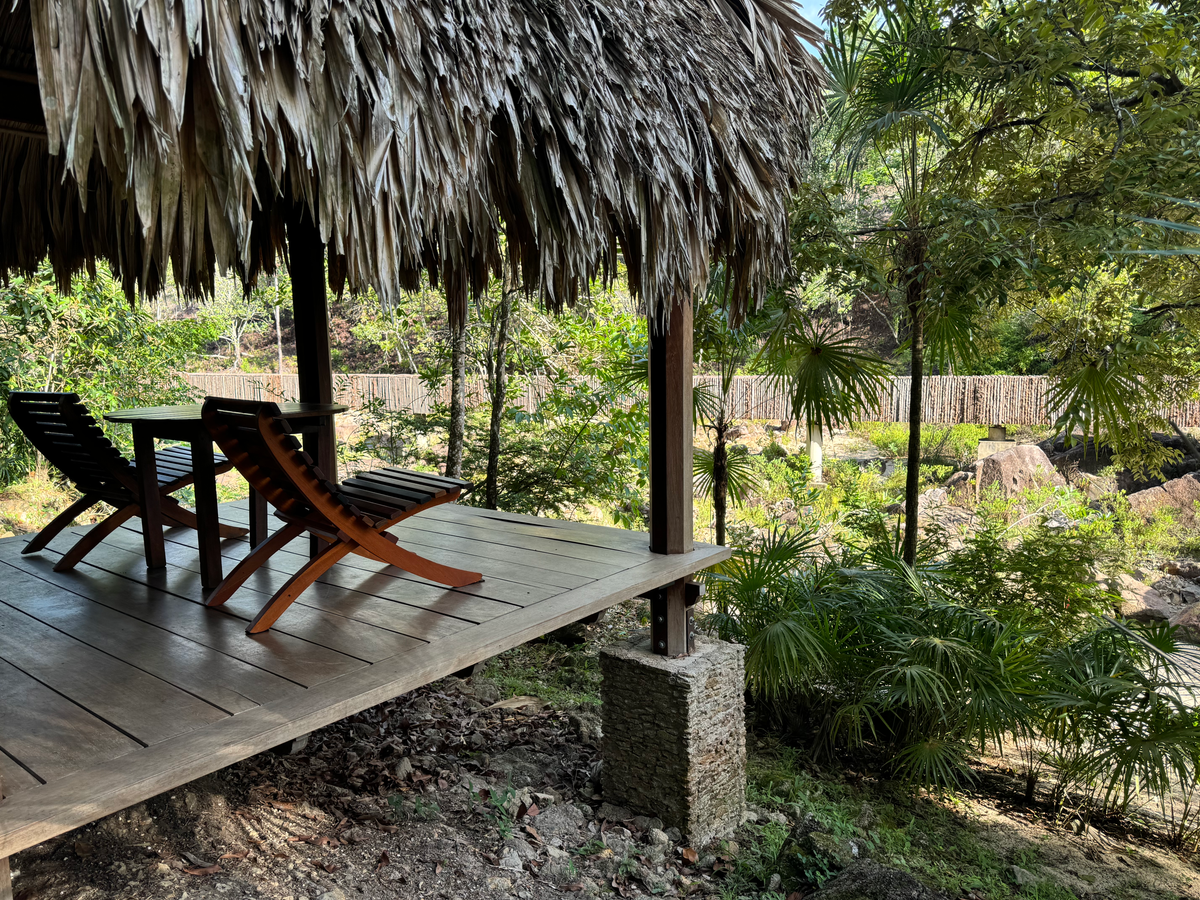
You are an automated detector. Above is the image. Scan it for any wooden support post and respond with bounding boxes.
[287,206,336,479]
[287,205,336,558]
[648,580,703,657]
[647,292,694,656]
[648,293,694,556]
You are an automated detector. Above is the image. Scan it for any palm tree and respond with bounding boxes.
[691,267,768,545]
[823,5,971,563]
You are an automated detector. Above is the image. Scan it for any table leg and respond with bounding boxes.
[190,437,223,589]
[249,487,268,549]
[134,424,166,569]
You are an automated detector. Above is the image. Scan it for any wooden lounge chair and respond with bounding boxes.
[7,391,247,570]
[200,397,482,633]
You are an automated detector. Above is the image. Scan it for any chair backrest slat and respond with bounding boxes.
[201,398,317,519]
[7,392,132,494]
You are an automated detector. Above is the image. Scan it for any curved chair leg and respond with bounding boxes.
[355,528,483,587]
[54,504,141,571]
[247,541,356,634]
[206,522,306,608]
[161,498,250,538]
[23,493,102,554]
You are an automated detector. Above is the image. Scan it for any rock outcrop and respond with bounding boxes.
[808,860,950,900]
[977,445,1066,498]
[1114,574,1171,623]
[1127,473,1200,526]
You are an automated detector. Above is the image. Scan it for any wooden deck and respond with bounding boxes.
[0,500,728,860]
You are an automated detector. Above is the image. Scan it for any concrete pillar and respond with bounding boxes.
[807,423,824,483]
[600,634,745,846]
[978,423,1016,461]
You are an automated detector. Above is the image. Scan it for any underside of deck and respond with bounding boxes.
[0,500,728,859]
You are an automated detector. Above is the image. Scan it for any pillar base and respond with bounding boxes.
[600,633,745,847]
[977,439,1016,460]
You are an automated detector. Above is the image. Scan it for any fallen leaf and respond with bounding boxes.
[183,865,222,877]
[435,862,443,875]
[269,800,296,811]
[787,893,805,900]
[564,883,584,892]
[375,850,391,872]
[74,840,94,858]
[182,852,215,868]
[485,695,544,711]
[288,835,317,843]
[526,803,540,818]
[219,851,249,860]
[681,847,698,864]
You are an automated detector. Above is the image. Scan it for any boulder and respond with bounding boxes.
[943,470,974,502]
[1115,574,1171,623]
[807,860,949,900]
[1170,605,1200,643]
[917,488,947,516]
[1127,473,1200,525]
[977,445,1066,499]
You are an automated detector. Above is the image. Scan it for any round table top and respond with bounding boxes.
[105,401,349,423]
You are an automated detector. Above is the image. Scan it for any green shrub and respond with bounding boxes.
[703,520,1200,815]
[857,423,987,464]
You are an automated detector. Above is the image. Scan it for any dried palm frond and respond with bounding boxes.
[0,0,823,324]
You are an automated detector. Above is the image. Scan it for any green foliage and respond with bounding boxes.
[695,445,760,507]
[704,510,1200,814]
[0,264,216,484]
[346,289,652,525]
[759,311,889,436]
[858,423,987,463]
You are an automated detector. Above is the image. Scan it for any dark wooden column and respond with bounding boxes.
[286,205,336,480]
[647,292,694,656]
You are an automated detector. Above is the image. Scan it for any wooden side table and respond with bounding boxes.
[105,402,348,589]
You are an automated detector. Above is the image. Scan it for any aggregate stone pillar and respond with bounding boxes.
[600,633,745,847]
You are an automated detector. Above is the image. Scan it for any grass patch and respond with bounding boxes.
[481,639,602,710]
[743,740,1076,900]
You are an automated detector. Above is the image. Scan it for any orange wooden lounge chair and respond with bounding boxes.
[200,397,482,633]
[7,391,247,570]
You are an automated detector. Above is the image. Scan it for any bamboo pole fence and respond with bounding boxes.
[181,373,1200,427]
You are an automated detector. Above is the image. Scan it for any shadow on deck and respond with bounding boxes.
[0,500,728,859]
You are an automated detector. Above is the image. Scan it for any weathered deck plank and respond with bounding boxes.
[0,658,140,783]
[0,602,229,744]
[0,564,300,713]
[0,503,730,860]
[0,756,40,800]
[0,552,366,685]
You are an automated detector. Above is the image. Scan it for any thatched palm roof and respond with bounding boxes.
[0,0,823,322]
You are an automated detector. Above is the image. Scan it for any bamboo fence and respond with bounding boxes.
[182,373,1200,427]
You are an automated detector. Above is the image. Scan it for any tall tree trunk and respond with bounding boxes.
[902,268,925,567]
[446,320,468,478]
[485,290,513,509]
[274,274,284,374]
[713,412,728,546]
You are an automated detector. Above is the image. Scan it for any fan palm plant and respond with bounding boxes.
[759,307,889,482]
